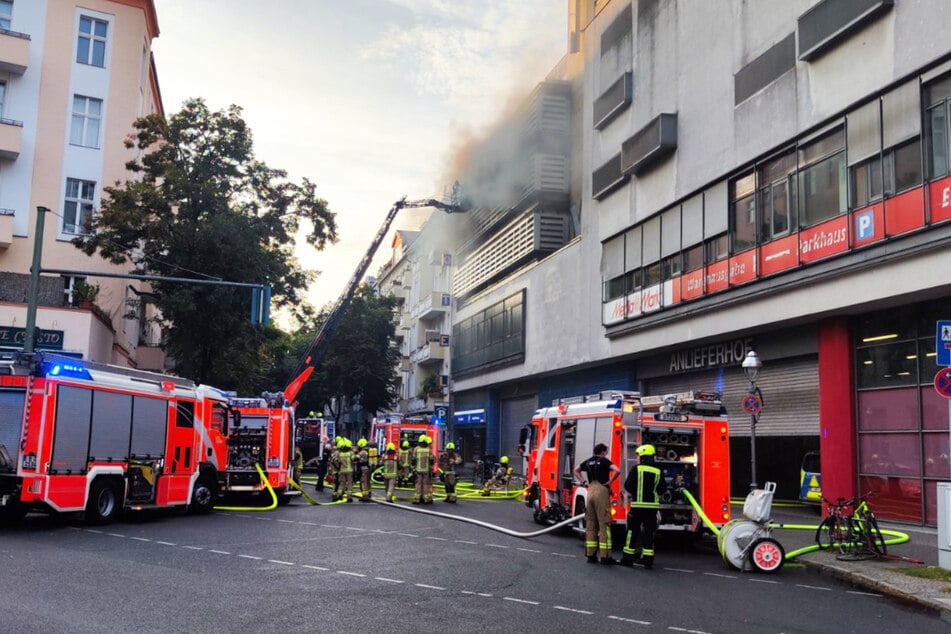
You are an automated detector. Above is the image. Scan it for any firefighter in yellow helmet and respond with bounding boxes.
[327,436,343,499]
[439,441,462,503]
[382,442,399,502]
[398,440,412,487]
[335,439,354,502]
[620,444,667,569]
[413,435,435,504]
[481,455,512,496]
[355,438,372,501]
[574,443,621,564]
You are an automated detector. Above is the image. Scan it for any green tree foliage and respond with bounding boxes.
[74,99,337,390]
[292,287,400,419]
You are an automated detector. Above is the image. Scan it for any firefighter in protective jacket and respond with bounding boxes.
[335,439,355,502]
[356,438,372,501]
[398,440,411,487]
[383,442,399,502]
[620,444,668,569]
[440,442,462,503]
[412,435,435,504]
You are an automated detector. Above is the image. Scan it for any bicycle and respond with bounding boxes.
[815,493,887,561]
[815,496,852,554]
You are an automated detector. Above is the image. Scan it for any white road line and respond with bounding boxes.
[130,537,150,542]
[425,536,448,541]
[608,615,650,625]
[846,590,882,597]
[517,547,541,553]
[209,550,231,555]
[485,544,509,549]
[375,577,404,584]
[551,552,576,558]
[107,533,125,538]
[748,578,780,584]
[238,555,263,560]
[454,540,477,545]
[337,571,366,578]
[663,567,694,573]
[86,529,103,534]
[460,590,477,595]
[298,522,319,526]
[795,584,832,592]
[321,524,341,529]
[345,526,365,531]
[182,546,203,551]
[702,572,736,579]
[268,560,294,566]
[415,583,446,590]
[668,627,712,634]
[554,606,593,615]
[156,541,176,546]
[503,597,539,605]
[303,565,329,571]
[397,533,419,538]
[477,593,493,597]
[276,519,294,523]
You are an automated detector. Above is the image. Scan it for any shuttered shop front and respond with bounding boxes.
[500,396,537,474]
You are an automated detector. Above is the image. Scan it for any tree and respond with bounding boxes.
[292,287,401,421]
[74,99,337,390]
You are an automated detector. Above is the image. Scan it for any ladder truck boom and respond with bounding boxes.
[283,197,464,405]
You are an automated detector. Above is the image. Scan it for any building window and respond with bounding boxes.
[757,150,797,242]
[925,74,951,179]
[661,254,682,281]
[730,173,756,253]
[850,155,883,209]
[0,80,6,120]
[798,128,847,226]
[70,95,102,148]
[77,16,108,68]
[705,234,728,263]
[63,178,95,235]
[883,137,922,195]
[683,244,704,273]
[0,1,11,30]
[62,275,86,307]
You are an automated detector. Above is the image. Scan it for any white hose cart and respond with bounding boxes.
[717,481,785,573]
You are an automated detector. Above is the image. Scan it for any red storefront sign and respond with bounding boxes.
[884,186,925,236]
[800,215,849,263]
[929,175,951,224]
[728,249,757,286]
[681,269,704,301]
[759,234,799,276]
[705,260,728,294]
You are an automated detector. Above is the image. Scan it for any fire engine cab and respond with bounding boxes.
[524,390,731,538]
[370,413,442,457]
[0,352,234,523]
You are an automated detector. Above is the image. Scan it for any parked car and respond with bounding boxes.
[799,451,821,506]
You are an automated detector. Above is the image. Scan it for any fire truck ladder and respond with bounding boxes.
[283,197,465,404]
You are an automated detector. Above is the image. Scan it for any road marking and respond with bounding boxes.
[130,537,150,542]
[702,572,736,579]
[477,593,493,597]
[86,529,103,534]
[748,578,780,584]
[268,560,294,566]
[503,597,539,605]
[209,550,231,555]
[668,627,712,634]
[517,547,541,553]
[609,615,650,625]
[846,590,882,597]
[554,606,593,615]
[303,565,329,571]
[551,552,576,558]
[425,536,448,541]
[796,584,832,592]
[337,571,366,578]
[454,540,477,545]
[106,533,125,538]
[375,577,404,584]
[156,541,176,546]
[182,546,203,551]
[299,521,319,526]
[344,526,365,531]
[485,543,509,549]
[397,533,419,538]
[238,555,263,560]
[415,583,446,590]
[663,567,693,573]
[321,524,341,529]
[276,519,294,523]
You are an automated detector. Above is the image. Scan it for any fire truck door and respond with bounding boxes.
[558,421,577,491]
[164,400,196,503]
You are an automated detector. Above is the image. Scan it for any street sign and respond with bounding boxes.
[937,320,951,366]
[935,368,951,399]
[433,405,449,420]
[742,393,763,416]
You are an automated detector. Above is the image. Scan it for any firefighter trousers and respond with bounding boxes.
[584,481,612,558]
[443,472,457,502]
[338,471,353,501]
[359,467,371,499]
[385,476,397,501]
[623,506,659,567]
[415,472,433,503]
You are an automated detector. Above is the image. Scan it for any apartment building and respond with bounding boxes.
[448,0,951,526]
[0,0,164,368]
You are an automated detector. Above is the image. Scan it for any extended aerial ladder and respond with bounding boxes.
[283,197,465,405]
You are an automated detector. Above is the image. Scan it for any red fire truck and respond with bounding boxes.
[370,413,443,457]
[0,352,235,523]
[523,390,731,539]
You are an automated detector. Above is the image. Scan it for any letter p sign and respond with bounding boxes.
[855,209,875,241]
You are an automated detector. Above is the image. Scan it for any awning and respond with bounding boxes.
[453,408,485,426]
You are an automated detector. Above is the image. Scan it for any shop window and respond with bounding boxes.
[603,275,626,302]
[859,475,921,524]
[922,432,950,478]
[883,137,922,195]
[850,155,883,209]
[730,173,756,253]
[855,341,918,389]
[857,386,918,430]
[643,262,661,286]
[757,150,797,242]
[856,305,918,342]
[683,244,704,273]
[922,386,947,431]
[705,234,728,263]
[798,128,846,226]
[859,433,920,476]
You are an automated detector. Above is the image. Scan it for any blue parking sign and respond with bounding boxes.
[937,321,951,366]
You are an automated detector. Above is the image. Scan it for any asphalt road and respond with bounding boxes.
[0,493,944,634]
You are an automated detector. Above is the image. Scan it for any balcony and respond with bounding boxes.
[407,395,447,415]
[0,29,30,75]
[0,118,22,159]
[410,340,448,366]
[0,208,12,249]
[413,291,451,321]
[398,311,412,330]
[399,356,410,372]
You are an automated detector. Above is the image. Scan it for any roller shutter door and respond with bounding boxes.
[500,396,537,475]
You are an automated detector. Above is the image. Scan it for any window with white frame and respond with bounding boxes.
[77,15,108,67]
[62,275,86,307]
[63,178,95,235]
[0,1,12,30]
[70,95,102,148]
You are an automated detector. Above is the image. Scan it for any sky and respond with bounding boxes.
[150,0,567,321]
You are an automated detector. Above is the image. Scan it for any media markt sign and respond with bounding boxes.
[0,326,65,351]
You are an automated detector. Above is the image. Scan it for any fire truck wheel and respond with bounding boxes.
[748,537,785,574]
[0,502,28,524]
[277,489,293,506]
[189,476,216,515]
[86,478,122,525]
[572,497,587,535]
[531,499,545,525]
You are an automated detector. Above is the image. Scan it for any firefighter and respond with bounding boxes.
[328,437,343,499]
[440,442,462,503]
[398,440,412,487]
[413,435,435,504]
[620,444,668,569]
[382,442,399,502]
[480,456,512,496]
[356,438,372,501]
[336,439,355,502]
[573,443,621,565]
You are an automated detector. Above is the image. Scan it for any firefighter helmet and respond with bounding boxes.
[636,444,656,457]
[357,438,368,448]
[446,442,455,450]
[335,436,344,447]
[386,442,396,451]
[419,435,431,445]
[401,441,409,449]
[500,456,509,464]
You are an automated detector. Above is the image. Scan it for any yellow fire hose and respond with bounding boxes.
[681,489,910,561]
[213,463,278,512]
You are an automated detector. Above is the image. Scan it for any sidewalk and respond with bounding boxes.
[768,503,951,621]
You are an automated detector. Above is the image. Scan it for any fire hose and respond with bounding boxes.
[212,463,278,512]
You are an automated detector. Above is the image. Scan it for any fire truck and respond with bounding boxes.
[523,390,731,539]
[295,416,335,466]
[370,413,443,457]
[0,352,235,523]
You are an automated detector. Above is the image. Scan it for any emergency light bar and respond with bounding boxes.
[48,362,92,380]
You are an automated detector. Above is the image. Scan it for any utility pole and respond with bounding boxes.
[23,206,48,354]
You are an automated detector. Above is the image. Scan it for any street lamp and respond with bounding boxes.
[742,349,763,491]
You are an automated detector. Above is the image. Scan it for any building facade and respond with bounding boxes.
[0,0,164,368]
[448,0,951,526]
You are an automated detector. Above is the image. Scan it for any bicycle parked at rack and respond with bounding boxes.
[815,493,887,561]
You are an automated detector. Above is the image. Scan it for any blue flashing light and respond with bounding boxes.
[49,362,92,380]
[431,417,442,426]
[611,399,621,409]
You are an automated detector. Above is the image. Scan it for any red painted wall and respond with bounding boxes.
[818,318,857,504]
